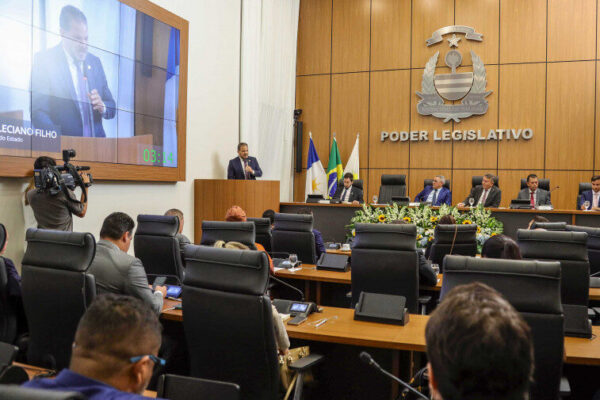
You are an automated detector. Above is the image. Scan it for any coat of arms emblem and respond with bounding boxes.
[417,26,491,123]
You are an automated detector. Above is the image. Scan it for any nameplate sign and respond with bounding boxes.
[380,128,533,143]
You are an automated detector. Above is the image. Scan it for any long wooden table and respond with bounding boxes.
[160,300,600,366]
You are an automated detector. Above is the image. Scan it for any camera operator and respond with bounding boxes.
[26,156,90,232]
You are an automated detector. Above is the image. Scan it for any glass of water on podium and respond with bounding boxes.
[372,195,378,205]
[584,201,591,211]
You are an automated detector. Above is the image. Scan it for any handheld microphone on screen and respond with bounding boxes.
[359,352,428,400]
[269,275,305,302]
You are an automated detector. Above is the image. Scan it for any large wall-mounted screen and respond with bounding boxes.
[0,0,185,176]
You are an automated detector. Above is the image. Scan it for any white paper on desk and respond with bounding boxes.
[409,202,421,207]
[273,267,302,272]
[280,313,291,322]
[318,199,331,204]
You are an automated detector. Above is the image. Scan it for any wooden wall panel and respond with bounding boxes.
[368,169,409,202]
[596,61,600,171]
[451,65,498,169]
[331,72,369,164]
[359,167,369,201]
[294,170,307,202]
[297,0,332,75]
[545,61,595,170]
[454,0,499,66]
[545,171,593,210]
[369,70,411,168]
[408,169,452,202]
[548,0,596,62]
[411,0,454,68]
[370,0,411,70]
[500,0,546,63]
[296,75,331,168]
[452,170,493,205]
[498,63,546,170]
[332,0,371,73]
[496,170,544,208]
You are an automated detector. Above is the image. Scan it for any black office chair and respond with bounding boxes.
[428,224,477,270]
[378,174,407,204]
[158,374,240,400]
[0,386,86,399]
[471,175,499,188]
[200,221,257,250]
[0,223,18,345]
[577,183,592,208]
[441,255,564,400]
[272,213,316,264]
[567,225,600,277]
[423,178,451,191]
[0,342,27,385]
[21,229,96,370]
[182,245,322,400]
[530,221,567,231]
[520,178,550,191]
[248,218,272,253]
[351,223,420,312]
[352,179,363,191]
[134,215,184,285]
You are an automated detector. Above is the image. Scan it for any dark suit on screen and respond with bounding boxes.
[333,185,364,204]
[463,185,501,208]
[31,45,116,138]
[227,156,263,180]
[414,186,452,206]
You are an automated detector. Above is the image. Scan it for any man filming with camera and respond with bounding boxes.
[27,153,91,232]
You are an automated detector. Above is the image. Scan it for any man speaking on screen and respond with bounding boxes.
[31,5,116,138]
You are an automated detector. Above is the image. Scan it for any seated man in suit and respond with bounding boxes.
[414,175,452,206]
[88,212,166,314]
[579,175,600,211]
[164,208,191,262]
[517,174,551,207]
[457,173,501,208]
[227,142,263,180]
[332,172,364,205]
[426,282,533,400]
[24,294,166,399]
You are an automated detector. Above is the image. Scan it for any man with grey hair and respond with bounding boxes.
[414,175,452,206]
[458,173,501,208]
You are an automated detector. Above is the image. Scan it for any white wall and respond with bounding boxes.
[0,0,242,266]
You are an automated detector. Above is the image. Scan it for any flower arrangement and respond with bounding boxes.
[348,204,503,252]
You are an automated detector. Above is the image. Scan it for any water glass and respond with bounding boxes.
[468,197,475,207]
[289,253,298,265]
[372,195,378,204]
[584,201,591,210]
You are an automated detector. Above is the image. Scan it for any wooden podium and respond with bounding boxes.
[194,179,280,243]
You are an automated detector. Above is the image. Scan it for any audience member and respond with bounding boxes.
[164,208,191,261]
[262,209,275,228]
[527,215,549,230]
[88,212,166,314]
[297,207,326,260]
[212,241,290,355]
[224,206,274,273]
[426,282,533,400]
[390,220,438,286]
[24,294,165,399]
[481,234,522,260]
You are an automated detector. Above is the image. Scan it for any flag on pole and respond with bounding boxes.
[343,134,359,180]
[326,136,343,197]
[305,134,327,198]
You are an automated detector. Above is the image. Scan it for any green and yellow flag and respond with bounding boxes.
[327,137,343,197]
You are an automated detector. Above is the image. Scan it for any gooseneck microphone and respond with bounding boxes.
[269,275,305,302]
[359,352,428,399]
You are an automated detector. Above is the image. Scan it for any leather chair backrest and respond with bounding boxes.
[530,222,567,231]
[134,215,184,282]
[520,178,550,191]
[21,229,96,370]
[352,179,363,190]
[441,255,563,400]
[182,245,277,400]
[0,223,17,344]
[517,229,589,306]
[579,182,592,195]
[158,374,240,400]
[0,386,86,400]
[200,221,257,250]
[0,223,5,251]
[472,175,499,188]
[272,213,316,263]
[567,225,600,275]
[378,174,407,204]
[429,224,477,269]
[351,223,419,311]
[247,217,272,253]
[423,178,451,190]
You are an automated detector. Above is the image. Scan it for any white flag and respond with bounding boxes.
[343,135,359,179]
[305,134,327,198]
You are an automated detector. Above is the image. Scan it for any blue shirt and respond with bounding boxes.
[24,369,164,400]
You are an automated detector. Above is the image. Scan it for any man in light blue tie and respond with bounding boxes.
[415,175,452,206]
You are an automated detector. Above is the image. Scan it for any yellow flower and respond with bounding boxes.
[491,232,497,236]
[477,226,481,233]
[403,216,411,223]
[430,216,438,222]
[429,236,434,241]
[417,234,423,240]
[463,220,472,225]
[378,214,386,222]
[352,229,356,237]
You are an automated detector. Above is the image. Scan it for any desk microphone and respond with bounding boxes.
[549,185,560,193]
[359,352,428,400]
[269,275,305,301]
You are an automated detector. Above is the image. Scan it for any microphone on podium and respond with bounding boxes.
[359,352,428,399]
[549,185,560,193]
